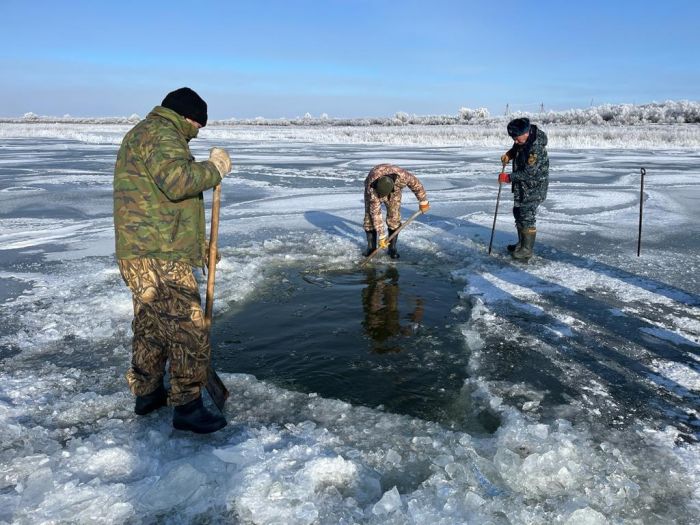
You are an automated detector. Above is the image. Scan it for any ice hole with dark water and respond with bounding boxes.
[211,261,501,434]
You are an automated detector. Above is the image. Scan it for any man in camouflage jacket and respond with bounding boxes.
[363,164,430,259]
[499,118,549,261]
[114,87,231,434]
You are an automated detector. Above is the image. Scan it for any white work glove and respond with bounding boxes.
[209,147,232,177]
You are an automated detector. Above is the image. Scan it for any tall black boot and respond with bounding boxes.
[363,230,377,257]
[173,396,227,434]
[388,228,400,259]
[507,227,523,252]
[512,227,536,261]
[135,381,167,416]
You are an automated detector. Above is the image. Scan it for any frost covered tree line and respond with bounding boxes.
[4,100,699,127]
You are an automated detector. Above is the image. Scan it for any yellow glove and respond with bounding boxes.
[209,147,232,177]
[419,200,430,214]
[500,153,510,165]
[378,236,389,249]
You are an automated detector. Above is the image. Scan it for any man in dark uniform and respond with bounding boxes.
[499,117,549,261]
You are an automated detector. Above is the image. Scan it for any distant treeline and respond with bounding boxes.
[2,101,699,126]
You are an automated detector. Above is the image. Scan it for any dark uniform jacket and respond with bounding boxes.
[507,125,549,206]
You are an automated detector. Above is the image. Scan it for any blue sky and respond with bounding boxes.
[1,0,698,118]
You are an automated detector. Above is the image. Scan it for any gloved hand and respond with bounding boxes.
[498,172,511,184]
[501,153,510,165]
[419,200,430,213]
[204,247,221,267]
[209,147,232,177]
[378,236,389,249]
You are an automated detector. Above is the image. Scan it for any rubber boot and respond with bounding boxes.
[173,396,227,434]
[363,230,377,257]
[134,382,167,416]
[387,228,400,259]
[512,227,536,261]
[507,227,523,253]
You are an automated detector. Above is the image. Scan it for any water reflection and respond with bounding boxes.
[361,266,424,353]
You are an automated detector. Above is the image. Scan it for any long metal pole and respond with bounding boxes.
[637,167,646,257]
[488,162,508,255]
[488,185,503,255]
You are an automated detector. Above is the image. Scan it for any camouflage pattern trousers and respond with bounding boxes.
[513,203,542,229]
[118,258,209,406]
[363,193,403,233]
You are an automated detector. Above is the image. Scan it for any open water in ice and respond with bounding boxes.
[0,124,699,524]
[212,264,483,430]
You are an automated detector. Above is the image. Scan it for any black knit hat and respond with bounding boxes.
[161,87,208,127]
[507,117,531,138]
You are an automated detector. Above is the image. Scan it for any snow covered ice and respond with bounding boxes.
[0,117,699,524]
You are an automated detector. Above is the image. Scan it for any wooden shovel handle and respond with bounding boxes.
[205,184,221,326]
[203,184,229,411]
[360,209,422,267]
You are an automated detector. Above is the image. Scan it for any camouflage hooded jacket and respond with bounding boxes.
[506,125,549,206]
[364,164,428,238]
[113,106,221,266]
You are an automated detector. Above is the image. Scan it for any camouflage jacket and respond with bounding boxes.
[364,164,428,238]
[506,125,549,206]
[113,106,221,266]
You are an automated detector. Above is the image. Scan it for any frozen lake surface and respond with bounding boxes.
[0,123,699,524]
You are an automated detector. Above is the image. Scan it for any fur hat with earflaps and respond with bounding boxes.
[507,117,530,138]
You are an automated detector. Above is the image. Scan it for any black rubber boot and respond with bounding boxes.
[512,227,536,261]
[387,228,400,259]
[363,230,377,257]
[507,227,523,252]
[173,396,227,434]
[134,382,167,416]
